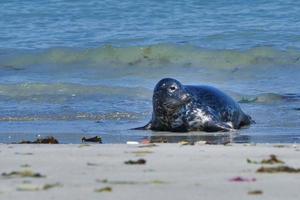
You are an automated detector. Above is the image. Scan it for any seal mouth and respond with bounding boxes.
[180,93,191,103]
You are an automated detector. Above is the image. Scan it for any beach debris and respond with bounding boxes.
[43,183,63,190]
[178,140,194,145]
[87,162,101,166]
[247,154,284,164]
[95,187,112,193]
[97,179,139,185]
[150,180,167,185]
[96,179,167,185]
[20,164,31,168]
[138,143,157,148]
[124,159,146,165]
[16,183,62,191]
[195,140,207,145]
[150,137,168,143]
[81,136,102,143]
[273,144,288,148]
[130,150,153,156]
[256,166,300,173]
[78,144,91,148]
[17,184,40,191]
[2,170,45,178]
[18,136,59,144]
[126,141,139,145]
[15,152,34,155]
[140,139,151,144]
[229,176,256,182]
[248,190,263,195]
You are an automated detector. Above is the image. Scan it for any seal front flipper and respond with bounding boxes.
[131,122,152,130]
[203,121,233,132]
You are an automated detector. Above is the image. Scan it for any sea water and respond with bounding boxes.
[0,0,300,143]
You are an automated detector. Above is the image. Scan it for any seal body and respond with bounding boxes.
[137,78,252,132]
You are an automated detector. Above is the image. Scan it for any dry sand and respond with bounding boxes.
[0,143,300,200]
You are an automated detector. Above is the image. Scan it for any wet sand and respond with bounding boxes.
[0,143,300,200]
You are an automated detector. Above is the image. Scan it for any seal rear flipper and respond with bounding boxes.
[131,122,152,130]
[239,114,255,127]
[203,121,233,132]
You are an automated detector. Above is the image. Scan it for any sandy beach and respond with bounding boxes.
[0,143,299,200]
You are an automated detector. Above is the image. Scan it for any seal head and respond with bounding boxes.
[149,78,192,132]
[153,78,190,113]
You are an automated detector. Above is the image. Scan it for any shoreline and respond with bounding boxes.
[0,143,299,200]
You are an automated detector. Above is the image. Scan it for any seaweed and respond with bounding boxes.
[247,154,284,164]
[130,150,153,156]
[15,152,34,155]
[138,144,157,148]
[94,187,112,193]
[81,136,102,143]
[20,164,31,168]
[16,183,62,191]
[229,176,256,182]
[2,170,45,178]
[43,183,63,190]
[87,162,101,166]
[248,190,263,195]
[18,136,59,144]
[96,179,167,185]
[124,159,146,165]
[257,166,300,173]
[178,140,194,145]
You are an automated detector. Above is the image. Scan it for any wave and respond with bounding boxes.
[1,44,300,69]
[0,111,145,122]
[238,93,300,104]
[0,83,152,101]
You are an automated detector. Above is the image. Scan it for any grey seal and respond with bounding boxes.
[135,78,253,132]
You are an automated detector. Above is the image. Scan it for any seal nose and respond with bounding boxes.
[180,93,190,102]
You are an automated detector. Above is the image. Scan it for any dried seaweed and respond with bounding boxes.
[81,136,102,143]
[95,187,112,193]
[2,170,45,178]
[96,179,167,185]
[124,159,146,165]
[20,164,31,168]
[229,176,256,182]
[178,141,194,145]
[43,183,63,190]
[247,154,284,164]
[129,150,153,156]
[15,152,34,155]
[87,162,101,166]
[18,136,59,144]
[138,144,157,148]
[248,190,263,195]
[257,166,300,173]
[16,183,62,191]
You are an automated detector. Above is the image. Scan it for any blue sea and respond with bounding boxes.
[1,0,300,143]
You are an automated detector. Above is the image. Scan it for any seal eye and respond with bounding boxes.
[169,86,177,92]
